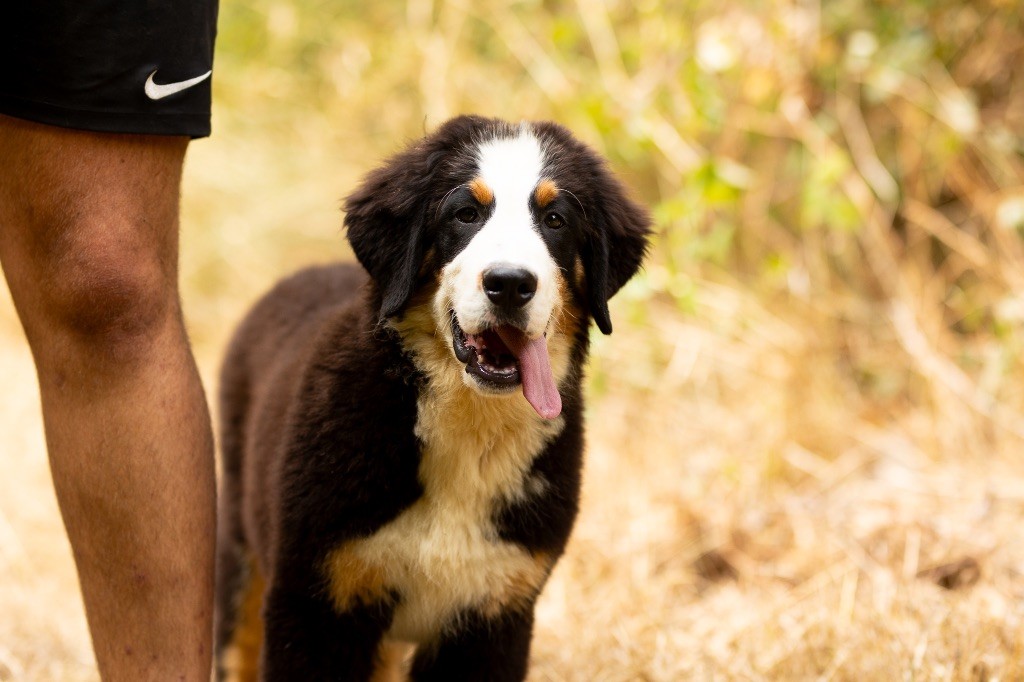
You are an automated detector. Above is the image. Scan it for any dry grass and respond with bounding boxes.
[3,0,1024,679]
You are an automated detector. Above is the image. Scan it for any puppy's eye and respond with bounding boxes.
[544,212,565,229]
[455,207,480,224]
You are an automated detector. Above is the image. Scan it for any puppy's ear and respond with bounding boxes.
[581,162,652,335]
[344,141,438,319]
[345,116,500,319]
[534,121,651,335]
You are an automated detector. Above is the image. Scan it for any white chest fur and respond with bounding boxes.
[354,382,562,643]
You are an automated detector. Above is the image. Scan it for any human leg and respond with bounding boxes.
[0,115,215,681]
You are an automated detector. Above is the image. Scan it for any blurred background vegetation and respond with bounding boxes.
[185,0,1024,458]
[3,0,1024,679]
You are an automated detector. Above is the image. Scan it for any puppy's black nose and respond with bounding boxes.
[483,266,537,310]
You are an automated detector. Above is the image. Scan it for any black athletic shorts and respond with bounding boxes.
[0,2,218,138]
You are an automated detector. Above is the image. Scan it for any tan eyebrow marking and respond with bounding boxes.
[534,179,559,208]
[468,178,494,205]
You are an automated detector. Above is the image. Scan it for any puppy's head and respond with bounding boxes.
[344,116,650,418]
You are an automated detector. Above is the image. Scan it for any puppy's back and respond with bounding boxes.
[217,263,369,561]
[223,263,367,379]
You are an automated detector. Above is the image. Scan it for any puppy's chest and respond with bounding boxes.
[329,391,562,643]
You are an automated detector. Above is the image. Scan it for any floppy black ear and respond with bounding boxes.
[581,162,652,335]
[343,142,438,319]
[344,115,504,319]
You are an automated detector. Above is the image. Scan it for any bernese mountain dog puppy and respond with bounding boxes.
[214,115,651,681]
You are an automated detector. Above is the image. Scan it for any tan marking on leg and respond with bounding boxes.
[221,564,265,682]
[323,545,393,612]
[468,178,494,205]
[534,179,559,208]
[371,640,415,682]
[478,552,554,617]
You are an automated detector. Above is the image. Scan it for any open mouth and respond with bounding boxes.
[452,316,521,387]
[450,313,563,419]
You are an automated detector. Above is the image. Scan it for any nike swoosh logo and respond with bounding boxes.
[144,69,212,100]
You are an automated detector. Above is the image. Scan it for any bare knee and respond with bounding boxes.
[17,212,180,364]
[0,124,187,367]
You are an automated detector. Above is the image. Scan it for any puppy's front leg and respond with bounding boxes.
[260,584,393,682]
[409,607,536,682]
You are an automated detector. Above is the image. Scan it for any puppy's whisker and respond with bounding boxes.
[561,189,587,221]
[435,184,467,220]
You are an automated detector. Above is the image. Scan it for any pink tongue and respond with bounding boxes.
[495,327,562,419]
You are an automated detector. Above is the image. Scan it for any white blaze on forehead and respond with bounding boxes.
[441,129,560,339]
[476,131,546,204]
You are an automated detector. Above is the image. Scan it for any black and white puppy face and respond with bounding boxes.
[431,130,584,417]
[344,116,650,419]
[439,132,564,341]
